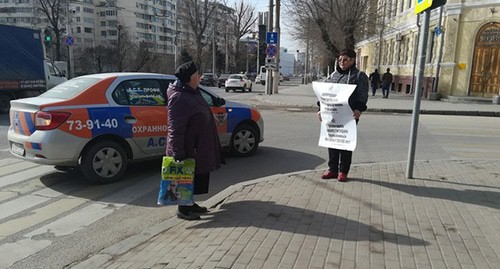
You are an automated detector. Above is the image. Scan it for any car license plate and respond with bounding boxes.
[11,143,25,156]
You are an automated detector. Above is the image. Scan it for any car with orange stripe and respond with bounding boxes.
[8,73,264,184]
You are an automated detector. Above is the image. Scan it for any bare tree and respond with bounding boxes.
[37,0,66,61]
[224,0,257,72]
[285,0,374,59]
[179,0,218,68]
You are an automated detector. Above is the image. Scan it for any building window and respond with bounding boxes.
[84,27,92,33]
[101,31,106,36]
[77,26,81,33]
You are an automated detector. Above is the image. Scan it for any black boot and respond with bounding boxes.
[191,203,208,214]
[177,205,200,220]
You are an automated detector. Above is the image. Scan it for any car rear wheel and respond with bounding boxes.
[230,124,259,157]
[0,94,12,114]
[80,140,128,184]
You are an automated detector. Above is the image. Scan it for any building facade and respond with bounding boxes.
[355,0,500,98]
[0,0,236,73]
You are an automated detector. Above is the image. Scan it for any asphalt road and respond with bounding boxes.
[1,83,499,268]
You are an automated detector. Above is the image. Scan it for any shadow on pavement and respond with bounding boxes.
[188,200,429,246]
[353,177,500,210]
[39,147,324,207]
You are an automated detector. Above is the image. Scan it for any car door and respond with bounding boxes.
[199,88,230,143]
[111,78,170,157]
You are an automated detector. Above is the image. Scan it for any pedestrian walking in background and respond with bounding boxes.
[318,49,368,182]
[369,69,381,96]
[166,61,223,220]
[381,68,393,98]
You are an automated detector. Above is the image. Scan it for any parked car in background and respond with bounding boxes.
[8,73,264,184]
[218,74,230,88]
[225,74,253,92]
[200,73,218,86]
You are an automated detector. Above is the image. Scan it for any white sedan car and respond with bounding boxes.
[225,74,253,92]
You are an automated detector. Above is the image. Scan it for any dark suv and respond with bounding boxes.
[200,73,218,86]
[218,74,230,88]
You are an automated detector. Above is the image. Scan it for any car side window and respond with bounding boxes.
[112,79,165,106]
[199,89,214,106]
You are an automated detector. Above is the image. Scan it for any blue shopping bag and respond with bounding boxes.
[157,157,195,206]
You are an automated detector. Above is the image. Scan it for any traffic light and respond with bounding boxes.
[44,29,52,47]
[430,0,447,10]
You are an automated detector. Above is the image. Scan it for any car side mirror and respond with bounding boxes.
[215,97,226,107]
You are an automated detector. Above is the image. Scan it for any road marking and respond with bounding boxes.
[0,198,85,238]
[0,157,23,167]
[0,160,39,177]
[0,238,51,268]
[0,169,157,266]
[26,202,115,237]
[0,165,55,188]
[0,195,51,220]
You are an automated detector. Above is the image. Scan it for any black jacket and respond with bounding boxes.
[326,65,369,112]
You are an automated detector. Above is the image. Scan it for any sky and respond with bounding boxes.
[228,0,302,53]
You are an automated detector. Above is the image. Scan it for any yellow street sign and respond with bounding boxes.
[415,0,433,14]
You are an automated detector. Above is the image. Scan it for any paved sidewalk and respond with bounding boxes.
[76,160,500,268]
[73,83,500,268]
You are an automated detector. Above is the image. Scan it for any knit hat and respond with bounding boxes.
[175,61,198,83]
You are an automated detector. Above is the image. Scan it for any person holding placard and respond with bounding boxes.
[318,49,368,182]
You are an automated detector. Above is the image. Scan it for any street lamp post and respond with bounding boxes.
[245,36,250,74]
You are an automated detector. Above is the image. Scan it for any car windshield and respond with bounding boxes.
[40,77,101,99]
[229,75,242,79]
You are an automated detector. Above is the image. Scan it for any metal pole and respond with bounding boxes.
[305,37,309,85]
[410,14,421,94]
[246,39,249,73]
[406,9,430,179]
[66,0,73,79]
[272,0,280,94]
[256,33,259,75]
[212,26,216,73]
[432,6,445,94]
[174,0,179,69]
[266,0,273,95]
[225,27,229,73]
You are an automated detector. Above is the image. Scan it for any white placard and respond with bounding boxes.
[313,81,357,151]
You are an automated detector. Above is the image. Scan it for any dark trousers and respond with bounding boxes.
[382,84,390,97]
[328,148,353,174]
[371,85,378,96]
[193,173,210,195]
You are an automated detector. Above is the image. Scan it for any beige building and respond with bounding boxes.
[356,0,500,98]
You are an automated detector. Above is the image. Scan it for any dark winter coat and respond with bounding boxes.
[369,72,380,88]
[382,71,393,88]
[166,80,222,174]
[326,65,369,112]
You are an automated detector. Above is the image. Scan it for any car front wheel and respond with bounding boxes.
[230,124,259,157]
[80,140,128,184]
